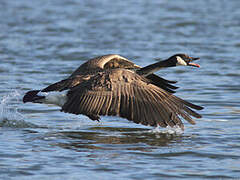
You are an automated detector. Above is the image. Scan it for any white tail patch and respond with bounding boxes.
[37,90,68,107]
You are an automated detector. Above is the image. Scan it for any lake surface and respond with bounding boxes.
[0,0,240,179]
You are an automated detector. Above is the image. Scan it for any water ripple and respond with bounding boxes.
[1,0,240,179]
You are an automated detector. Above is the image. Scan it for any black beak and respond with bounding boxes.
[188,57,200,67]
[191,57,200,61]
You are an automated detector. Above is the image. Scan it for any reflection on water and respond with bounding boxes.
[55,127,184,152]
[1,0,240,179]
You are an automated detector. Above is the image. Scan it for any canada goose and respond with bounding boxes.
[23,54,203,130]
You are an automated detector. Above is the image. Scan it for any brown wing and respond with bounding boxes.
[61,69,203,130]
[146,74,179,93]
[42,54,178,93]
[69,54,140,77]
[41,75,91,92]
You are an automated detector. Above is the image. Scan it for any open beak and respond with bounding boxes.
[188,57,200,68]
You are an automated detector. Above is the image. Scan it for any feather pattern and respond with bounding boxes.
[61,69,202,130]
[42,55,178,94]
[23,54,203,130]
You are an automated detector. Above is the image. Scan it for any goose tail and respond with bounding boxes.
[23,90,45,103]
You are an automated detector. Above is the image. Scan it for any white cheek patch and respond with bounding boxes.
[176,56,187,66]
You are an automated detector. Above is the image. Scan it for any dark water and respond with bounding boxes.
[1,0,240,179]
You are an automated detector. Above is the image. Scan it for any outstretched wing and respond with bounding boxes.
[41,73,179,94]
[69,54,140,77]
[146,74,179,93]
[61,69,203,130]
[41,75,91,92]
[42,54,178,93]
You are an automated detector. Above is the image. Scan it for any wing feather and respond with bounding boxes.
[136,86,156,126]
[146,74,179,93]
[61,69,203,130]
[151,88,192,126]
[97,94,106,115]
[101,92,112,115]
[148,88,176,127]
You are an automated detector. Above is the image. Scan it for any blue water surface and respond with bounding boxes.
[0,0,240,179]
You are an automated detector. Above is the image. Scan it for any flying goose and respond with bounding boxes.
[23,54,203,130]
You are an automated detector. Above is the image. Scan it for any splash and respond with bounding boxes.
[149,125,184,135]
[0,90,38,128]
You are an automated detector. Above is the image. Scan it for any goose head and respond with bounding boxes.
[169,54,200,68]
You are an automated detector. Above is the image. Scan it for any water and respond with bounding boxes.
[0,0,240,179]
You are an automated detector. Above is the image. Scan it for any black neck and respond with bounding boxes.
[137,59,175,76]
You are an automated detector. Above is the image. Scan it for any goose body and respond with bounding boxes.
[23,54,203,130]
